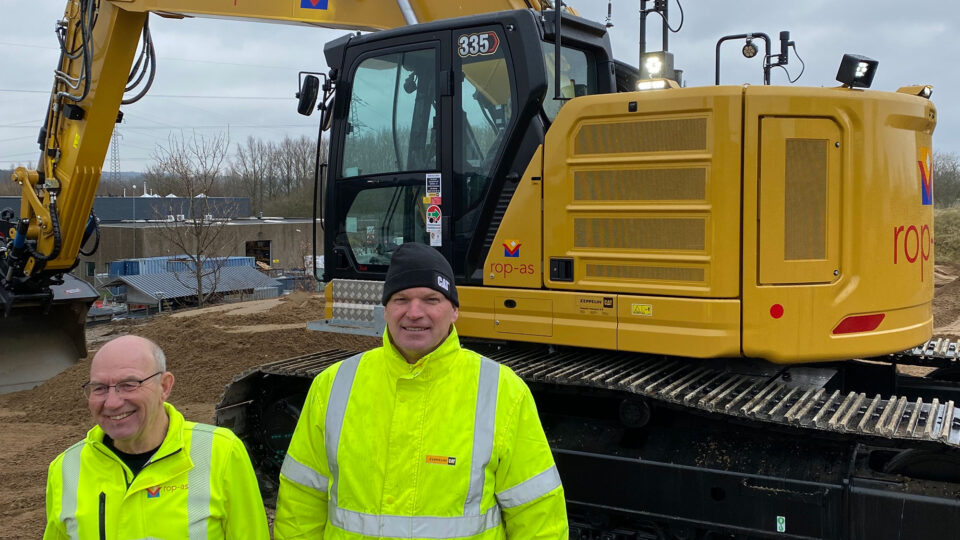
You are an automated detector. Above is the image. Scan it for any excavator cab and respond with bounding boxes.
[321,9,615,286]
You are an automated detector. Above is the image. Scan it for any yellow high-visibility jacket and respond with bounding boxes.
[274,326,568,539]
[44,402,270,539]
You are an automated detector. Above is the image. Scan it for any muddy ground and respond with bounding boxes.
[2,270,959,538]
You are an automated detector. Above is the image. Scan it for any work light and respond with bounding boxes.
[639,51,677,83]
[836,54,878,88]
[644,55,662,77]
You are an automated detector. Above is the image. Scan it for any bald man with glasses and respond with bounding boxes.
[44,335,269,539]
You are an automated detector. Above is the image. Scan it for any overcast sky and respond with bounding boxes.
[1,0,956,177]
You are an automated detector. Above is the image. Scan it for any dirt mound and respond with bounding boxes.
[934,282,960,338]
[0,293,378,538]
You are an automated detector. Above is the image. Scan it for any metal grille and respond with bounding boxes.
[586,264,705,283]
[574,118,707,155]
[784,138,828,260]
[574,218,705,251]
[574,168,706,201]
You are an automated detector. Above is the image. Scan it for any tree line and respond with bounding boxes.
[92,132,328,218]
[3,147,960,212]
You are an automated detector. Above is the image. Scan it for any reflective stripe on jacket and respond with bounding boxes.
[43,402,270,540]
[274,326,568,539]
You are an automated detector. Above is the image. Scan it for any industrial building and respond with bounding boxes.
[0,196,322,290]
[76,217,321,288]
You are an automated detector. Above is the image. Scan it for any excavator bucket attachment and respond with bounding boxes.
[0,275,97,394]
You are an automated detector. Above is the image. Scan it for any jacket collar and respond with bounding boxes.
[86,402,187,462]
[381,325,463,380]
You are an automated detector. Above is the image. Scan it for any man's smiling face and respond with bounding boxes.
[384,287,459,363]
[87,336,173,453]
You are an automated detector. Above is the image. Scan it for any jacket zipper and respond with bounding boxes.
[99,492,106,540]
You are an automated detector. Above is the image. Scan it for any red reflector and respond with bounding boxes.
[770,304,784,319]
[832,314,885,335]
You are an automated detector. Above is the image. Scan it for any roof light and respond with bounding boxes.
[742,40,758,59]
[897,84,934,99]
[836,53,878,88]
[637,80,667,91]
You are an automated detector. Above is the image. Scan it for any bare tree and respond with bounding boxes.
[935,151,960,208]
[150,131,234,308]
[232,136,272,214]
[0,171,19,196]
[262,135,328,217]
[0,164,32,196]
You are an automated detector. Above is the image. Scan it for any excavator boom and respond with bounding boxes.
[0,0,556,393]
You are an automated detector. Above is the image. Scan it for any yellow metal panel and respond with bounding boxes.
[617,295,740,358]
[494,296,553,337]
[457,286,618,349]
[758,118,841,284]
[542,87,743,298]
[741,86,935,362]
[117,0,547,30]
[484,146,543,289]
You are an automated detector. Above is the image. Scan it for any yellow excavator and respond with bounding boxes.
[5,0,958,537]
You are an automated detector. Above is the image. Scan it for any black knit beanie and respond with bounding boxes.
[381,242,459,307]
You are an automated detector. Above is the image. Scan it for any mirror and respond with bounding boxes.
[297,74,320,116]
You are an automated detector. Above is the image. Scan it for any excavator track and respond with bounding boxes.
[219,344,960,458]
[892,337,960,367]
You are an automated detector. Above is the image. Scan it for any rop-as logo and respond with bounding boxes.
[894,224,932,281]
[919,147,933,206]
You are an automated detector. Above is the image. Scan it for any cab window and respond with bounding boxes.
[341,48,438,177]
[343,185,427,266]
[456,30,515,242]
[541,43,596,121]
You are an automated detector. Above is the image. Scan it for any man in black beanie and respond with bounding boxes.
[379,241,460,362]
[275,241,569,538]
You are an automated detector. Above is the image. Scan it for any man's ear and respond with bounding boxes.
[451,306,459,323]
[160,372,175,401]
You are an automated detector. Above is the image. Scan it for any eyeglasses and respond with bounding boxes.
[81,371,163,399]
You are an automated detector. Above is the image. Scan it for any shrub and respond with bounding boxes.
[934,208,960,263]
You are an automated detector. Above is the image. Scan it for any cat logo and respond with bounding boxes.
[426,455,457,466]
[437,275,450,291]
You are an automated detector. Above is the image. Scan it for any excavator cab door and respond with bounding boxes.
[322,11,559,288]
[323,30,454,278]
